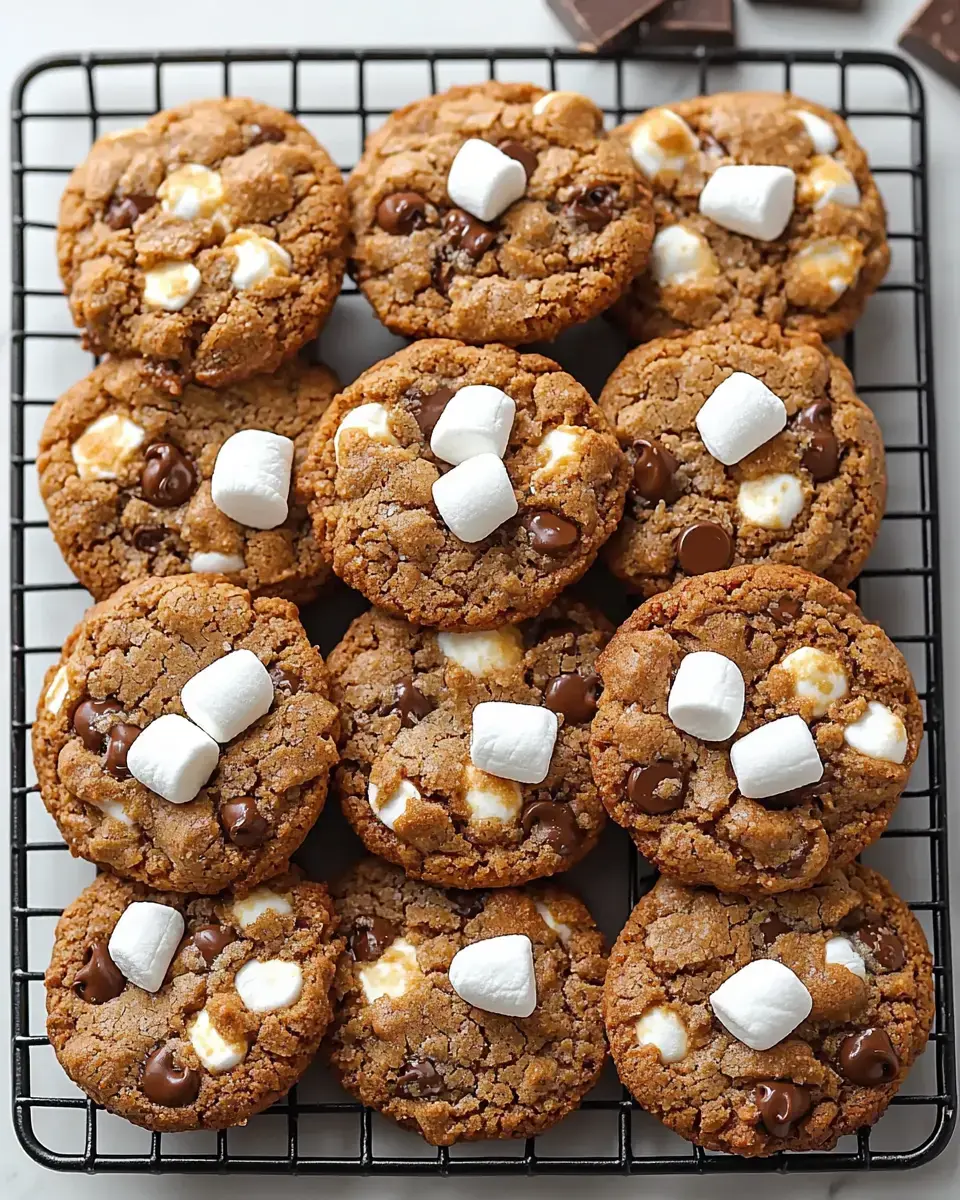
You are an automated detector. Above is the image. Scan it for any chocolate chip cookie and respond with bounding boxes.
[604,865,933,1156]
[328,600,609,888]
[590,564,922,894]
[38,355,337,605]
[328,858,607,1145]
[32,574,339,893]
[347,82,654,345]
[599,321,885,595]
[46,869,342,1132]
[613,93,889,344]
[302,339,630,629]
[57,98,349,387]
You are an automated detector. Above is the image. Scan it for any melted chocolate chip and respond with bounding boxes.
[141,1045,201,1107]
[192,925,236,966]
[838,1028,900,1086]
[443,208,496,259]
[498,139,538,179]
[248,122,285,145]
[633,439,678,504]
[390,676,434,728]
[141,442,197,508]
[521,800,582,855]
[544,672,600,724]
[858,922,906,971]
[447,889,486,918]
[769,596,802,626]
[796,400,839,482]
[104,724,140,779]
[837,907,866,932]
[627,762,688,815]
[409,385,456,438]
[73,698,122,752]
[103,192,153,230]
[797,400,833,430]
[395,1057,443,1098]
[759,913,792,945]
[676,521,733,575]
[133,525,166,552]
[377,191,430,235]
[269,663,301,695]
[350,915,399,962]
[522,511,579,555]
[221,798,269,848]
[564,184,618,229]
[755,1081,812,1138]
[73,939,125,1003]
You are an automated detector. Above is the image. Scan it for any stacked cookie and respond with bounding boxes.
[35,81,932,1156]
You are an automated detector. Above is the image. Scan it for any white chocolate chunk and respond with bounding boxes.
[188,1007,247,1072]
[737,474,805,530]
[448,934,537,1018]
[227,228,292,289]
[628,109,699,181]
[730,714,824,800]
[431,452,518,543]
[437,627,523,676]
[368,778,419,832]
[71,413,145,481]
[696,372,787,466]
[158,163,224,220]
[358,936,421,1002]
[190,551,245,574]
[211,429,294,530]
[825,935,867,980]
[143,261,202,311]
[535,426,583,472]
[181,649,274,744]
[843,701,908,764]
[668,651,745,741]
[430,384,515,465]
[635,1005,689,1064]
[779,647,848,717]
[231,888,292,930]
[126,713,219,805]
[463,763,522,824]
[235,958,303,1012]
[108,901,184,993]
[650,224,719,287]
[793,109,839,155]
[789,238,862,300]
[447,138,527,223]
[798,156,861,211]
[710,959,813,1051]
[44,664,70,715]
[470,701,559,785]
[334,402,398,466]
[699,164,796,242]
[535,900,572,945]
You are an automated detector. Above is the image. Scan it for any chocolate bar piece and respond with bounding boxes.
[636,0,735,45]
[749,0,862,10]
[900,0,960,87]
[546,0,667,51]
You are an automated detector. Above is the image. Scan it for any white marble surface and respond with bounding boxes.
[1,0,959,1195]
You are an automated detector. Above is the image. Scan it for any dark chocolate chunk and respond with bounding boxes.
[900,1,960,88]
[769,596,802,627]
[498,139,538,179]
[103,192,154,230]
[521,800,582,855]
[409,385,456,438]
[350,915,399,962]
[141,1045,201,1107]
[546,0,666,50]
[248,122,286,145]
[388,676,434,728]
[395,1057,443,1098]
[627,762,688,814]
[133,525,166,552]
[544,671,601,724]
[447,889,487,918]
[759,913,792,945]
[191,925,236,966]
[636,0,736,45]
[858,921,906,972]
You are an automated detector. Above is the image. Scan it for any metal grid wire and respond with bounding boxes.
[9,46,956,1175]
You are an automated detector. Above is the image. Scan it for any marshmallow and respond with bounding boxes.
[231,888,292,930]
[843,701,908,764]
[668,651,745,741]
[108,901,184,993]
[432,452,518,543]
[789,238,862,300]
[188,1007,247,1072]
[536,426,582,472]
[825,936,867,980]
[235,958,303,1012]
[158,163,224,221]
[730,714,824,800]
[71,413,145,481]
[710,959,813,1050]
[779,647,848,717]
[635,1005,689,1064]
[437,627,523,676]
[126,713,219,804]
[793,109,839,155]
[650,224,719,288]
[696,372,787,466]
[211,429,294,530]
[628,109,699,181]
[181,649,274,743]
[190,551,245,574]
[699,164,796,242]
[368,778,419,832]
[94,797,136,826]
[44,664,70,715]
[143,261,202,311]
[470,701,559,785]
[447,138,527,222]
[358,936,421,1002]
[430,384,516,465]
[798,157,861,211]
[334,402,399,466]
[448,934,537,1018]
[737,474,805,530]
[535,901,572,945]
[227,228,292,289]
[464,764,522,823]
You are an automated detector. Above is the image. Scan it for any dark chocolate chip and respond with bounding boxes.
[544,672,601,724]
[802,431,840,482]
[796,400,833,430]
[73,939,125,1003]
[103,193,153,230]
[221,798,269,848]
[755,1081,812,1138]
[838,1028,900,1086]
[395,1057,443,1098]
[104,723,141,779]
[769,596,802,626]
[389,676,434,728]
[377,191,430,235]
[141,442,197,508]
[191,925,236,967]
[73,698,122,753]
[759,913,792,945]
[858,922,906,971]
[350,915,399,962]
[133,525,167,552]
[498,139,538,179]
[563,184,618,229]
[633,438,678,503]
[141,1045,201,1107]
[521,800,582,855]
[409,385,456,438]
[447,889,487,918]
[269,664,301,695]
[443,207,496,259]
[676,521,733,575]
[522,511,579,555]
[627,762,688,814]
[837,906,866,932]
[248,122,286,145]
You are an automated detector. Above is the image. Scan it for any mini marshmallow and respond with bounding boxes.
[334,402,399,466]
[825,936,867,980]
[437,627,523,676]
[143,261,202,311]
[211,429,294,530]
[188,1007,247,1072]
[710,959,813,1051]
[448,934,537,1018]
[799,157,861,211]
[793,109,839,155]
[536,426,583,472]
[696,372,787,466]
[843,701,908,764]
[94,797,136,827]
[447,138,527,222]
[231,888,292,930]
[158,163,224,220]
[790,238,862,300]
[699,164,796,242]
[227,229,292,289]
[44,664,70,715]
[464,764,522,823]
[358,936,421,1002]
[535,901,572,945]
[430,384,515,465]
[470,701,559,785]
[780,647,848,718]
[368,778,420,832]
[190,551,245,574]
[628,109,699,181]
[235,958,303,1012]
[737,474,805,530]
[668,651,745,741]
[181,649,274,743]
[650,224,719,288]
[72,413,145,481]
[730,714,824,800]
[126,713,219,804]
[432,452,518,543]
[635,1005,689,1064]
[108,901,185,993]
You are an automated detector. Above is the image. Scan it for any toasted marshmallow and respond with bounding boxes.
[437,627,523,676]
[463,764,522,824]
[143,261,202,311]
[779,646,848,717]
[334,403,399,466]
[843,701,908,764]
[737,474,805,530]
[358,936,421,1002]
[71,413,145,481]
[44,665,71,715]
[650,224,719,288]
[158,163,224,221]
[793,109,839,155]
[635,1005,689,1063]
[368,778,419,832]
[629,109,699,181]
[798,156,861,211]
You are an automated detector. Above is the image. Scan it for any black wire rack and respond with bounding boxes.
[9,45,956,1175]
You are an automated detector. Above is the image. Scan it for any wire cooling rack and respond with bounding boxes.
[9,46,957,1175]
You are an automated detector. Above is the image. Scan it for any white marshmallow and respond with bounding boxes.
[227,229,291,289]
[737,474,805,530]
[143,261,202,311]
[536,426,582,472]
[790,238,861,299]
[357,936,421,1002]
[71,413,145,481]
[730,714,824,800]
[447,138,527,222]
[779,647,848,717]
[190,551,245,574]
[635,1005,689,1064]
[188,1007,247,1072]
[44,664,70,715]
[464,764,522,823]
[843,701,908,764]
[211,429,294,530]
[430,384,515,465]
[448,934,537,1018]
[432,452,518,543]
[668,651,745,741]
[181,649,274,744]
[235,958,303,1012]
[793,109,839,155]
[825,936,867,980]
[334,402,398,466]
[628,109,699,181]
[535,901,572,945]
[799,157,860,211]
[470,701,559,785]
[710,959,813,1051]
[231,888,292,930]
[699,164,796,242]
[696,372,787,466]
[108,901,184,993]
[437,627,523,676]
[126,713,219,805]
[94,797,136,827]
[159,163,224,220]
[368,778,419,832]
[650,224,719,288]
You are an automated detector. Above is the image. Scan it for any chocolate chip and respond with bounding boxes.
[769,596,802,626]
[141,1045,201,1108]
[498,139,538,179]
[104,723,140,779]
[755,1081,812,1138]
[522,511,579,555]
[191,925,236,967]
[389,676,434,728]
[447,889,486,918]
[797,400,833,430]
[523,614,580,648]
[676,521,733,575]
[521,800,582,855]
[759,913,792,945]
[221,798,269,848]
[409,385,456,438]
[377,191,430,235]
[73,939,125,1003]
[133,525,166,552]
[627,762,688,815]
[141,442,197,508]
[269,664,301,695]
[248,122,285,146]
[758,783,819,810]
[544,672,600,724]
[73,698,122,753]
[103,193,153,230]
[395,1057,443,1098]
[837,907,866,932]
[563,184,618,229]
[858,922,906,971]
[349,915,399,962]
[838,1028,900,1086]
[796,400,839,482]
[443,208,496,259]
[633,439,678,504]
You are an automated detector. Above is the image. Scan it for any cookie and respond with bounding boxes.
[32,574,339,893]
[590,564,922,894]
[57,98,349,387]
[598,321,885,595]
[329,600,609,889]
[38,355,338,605]
[328,858,607,1145]
[303,339,630,629]
[604,865,934,1156]
[613,93,889,343]
[46,869,342,1132]
[347,82,654,345]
